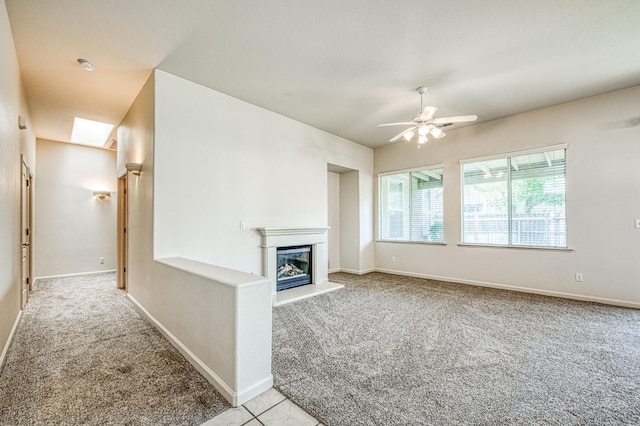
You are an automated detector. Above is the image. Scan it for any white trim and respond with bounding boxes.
[258,227,329,238]
[155,257,269,289]
[377,240,447,246]
[127,293,238,405]
[34,269,116,285]
[328,268,341,274]
[235,377,274,405]
[457,243,572,252]
[0,311,23,372]
[340,267,375,276]
[459,143,569,165]
[375,268,640,309]
[377,163,444,177]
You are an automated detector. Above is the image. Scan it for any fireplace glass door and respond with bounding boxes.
[277,245,312,291]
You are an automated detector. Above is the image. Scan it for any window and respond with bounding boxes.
[461,146,566,248]
[379,166,444,242]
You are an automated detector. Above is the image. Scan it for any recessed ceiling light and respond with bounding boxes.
[70,117,114,147]
[77,58,95,71]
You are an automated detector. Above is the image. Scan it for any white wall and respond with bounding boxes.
[118,72,272,406]
[34,139,116,277]
[117,71,375,403]
[374,85,640,306]
[153,70,374,275]
[327,172,340,272]
[0,0,36,364]
[116,74,155,303]
[339,171,360,273]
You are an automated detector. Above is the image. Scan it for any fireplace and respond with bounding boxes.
[258,227,334,300]
[277,245,312,291]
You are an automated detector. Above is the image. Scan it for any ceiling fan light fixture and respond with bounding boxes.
[377,85,476,145]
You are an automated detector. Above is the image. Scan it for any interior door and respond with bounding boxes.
[117,174,128,290]
[20,158,31,308]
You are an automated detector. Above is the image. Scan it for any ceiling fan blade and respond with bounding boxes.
[420,106,438,121]
[429,126,446,139]
[432,115,478,124]
[377,122,414,127]
[389,126,416,142]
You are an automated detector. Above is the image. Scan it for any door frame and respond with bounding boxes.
[117,173,128,290]
[28,167,33,291]
[20,156,32,307]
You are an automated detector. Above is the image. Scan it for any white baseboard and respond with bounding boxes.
[328,268,341,274]
[236,376,274,405]
[127,294,241,406]
[34,270,116,286]
[375,268,640,309]
[0,310,23,372]
[338,268,375,276]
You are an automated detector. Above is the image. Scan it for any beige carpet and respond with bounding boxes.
[273,272,640,425]
[0,273,230,425]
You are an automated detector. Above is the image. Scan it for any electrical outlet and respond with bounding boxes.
[100,256,105,264]
[575,273,583,282]
[391,256,397,263]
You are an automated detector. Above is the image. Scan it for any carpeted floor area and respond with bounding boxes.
[273,272,640,425]
[0,273,230,425]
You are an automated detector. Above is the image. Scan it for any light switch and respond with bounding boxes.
[635,219,640,229]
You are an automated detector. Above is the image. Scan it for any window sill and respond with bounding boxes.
[376,240,447,246]
[457,243,574,252]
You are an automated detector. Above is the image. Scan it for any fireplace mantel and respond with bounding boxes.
[258,227,330,247]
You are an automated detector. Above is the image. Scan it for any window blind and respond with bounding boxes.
[379,166,444,242]
[461,148,566,248]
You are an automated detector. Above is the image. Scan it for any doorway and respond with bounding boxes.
[20,156,32,308]
[327,164,359,274]
[117,174,128,290]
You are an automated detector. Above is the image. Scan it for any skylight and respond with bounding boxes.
[70,117,114,147]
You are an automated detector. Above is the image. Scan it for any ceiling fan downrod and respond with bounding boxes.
[417,86,427,113]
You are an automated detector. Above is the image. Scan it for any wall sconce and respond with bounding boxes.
[126,162,142,175]
[93,191,111,199]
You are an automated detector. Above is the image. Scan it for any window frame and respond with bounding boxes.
[459,143,569,250]
[377,164,445,244]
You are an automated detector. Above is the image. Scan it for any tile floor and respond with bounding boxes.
[201,388,323,426]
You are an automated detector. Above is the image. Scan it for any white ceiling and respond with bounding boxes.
[6,0,640,149]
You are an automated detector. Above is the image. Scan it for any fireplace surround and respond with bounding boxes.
[258,227,332,300]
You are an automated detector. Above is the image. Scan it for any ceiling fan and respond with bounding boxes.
[377,86,478,144]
